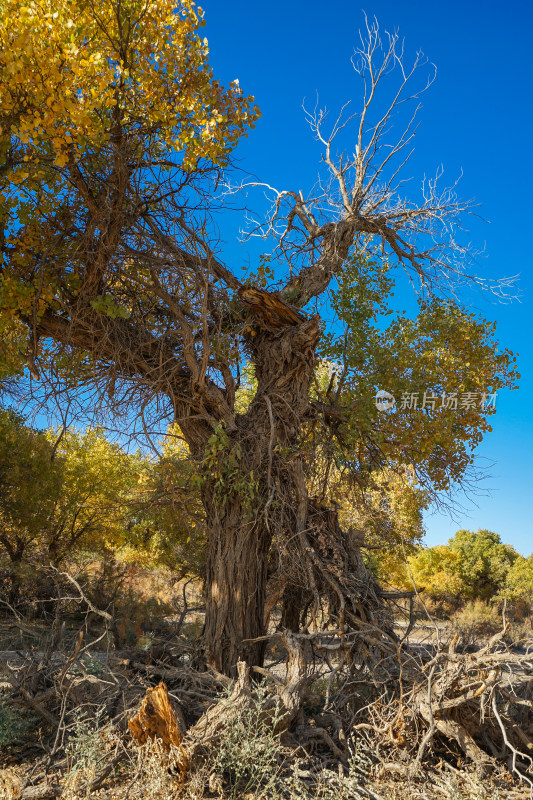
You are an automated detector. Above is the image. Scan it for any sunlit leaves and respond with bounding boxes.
[409,529,519,601]
[0,410,204,582]
[0,0,258,173]
[0,0,260,342]
[0,407,61,545]
[503,554,533,605]
[322,253,519,494]
[408,544,464,598]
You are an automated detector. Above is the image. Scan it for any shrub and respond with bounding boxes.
[451,600,502,648]
[66,708,106,775]
[0,701,36,748]
[212,683,286,799]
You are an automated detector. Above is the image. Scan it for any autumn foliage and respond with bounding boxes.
[0,0,258,374]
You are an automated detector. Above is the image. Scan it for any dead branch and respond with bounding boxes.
[236,16,517,304]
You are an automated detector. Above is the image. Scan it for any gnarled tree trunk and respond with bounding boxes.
[177,295,386,675]
[180,305,321,675]
[202,496,272,673]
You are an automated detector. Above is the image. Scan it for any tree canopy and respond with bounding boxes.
[408,529,521,603]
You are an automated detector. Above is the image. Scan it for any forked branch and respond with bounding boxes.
[238,15,516,305]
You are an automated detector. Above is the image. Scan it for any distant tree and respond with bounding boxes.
[0,407,61,599]
[42,427,143,566]
[0,412,149,604]
[448,529,518,601]
[409,544,464,601]
[409,529,519,604]
[124,426,206,577]
[366,548,413,595]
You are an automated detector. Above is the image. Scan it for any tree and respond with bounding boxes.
[124,425,206,576]
[42,426,143,566]
[502,554,533,614]
[0,6,518,673]
[0,407,61,598]
[448,529,518,601]
[0,410,149,604]
[409,544,464,601]
[409,529,519,604]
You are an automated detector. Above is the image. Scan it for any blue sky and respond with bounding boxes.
[201,1,533,554]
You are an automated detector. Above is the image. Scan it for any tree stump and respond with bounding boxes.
[128,681,188,779]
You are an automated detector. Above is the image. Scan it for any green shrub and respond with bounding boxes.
[0,701,36,748]
[66,708,105,774]
[211,688,372,800]
[212,683,286,799]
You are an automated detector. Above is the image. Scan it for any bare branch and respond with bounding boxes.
[235,16,516,306]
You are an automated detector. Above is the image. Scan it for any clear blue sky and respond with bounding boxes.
[201,1,533,555]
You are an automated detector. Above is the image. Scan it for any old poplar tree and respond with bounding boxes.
[0,3,517,672]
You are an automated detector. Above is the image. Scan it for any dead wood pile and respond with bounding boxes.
[0,608,532,799]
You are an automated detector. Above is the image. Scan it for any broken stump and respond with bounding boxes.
[128,681,188,779]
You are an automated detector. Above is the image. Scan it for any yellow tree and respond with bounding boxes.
[122,425,206,576]
[0,413,146,602]
[502,554,533,614]
[409,545,464,600]
[43,427,143,566]
[409,530,519,604]
[0,407,61,599]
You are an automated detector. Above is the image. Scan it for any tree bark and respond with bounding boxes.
[202,497,272,674]
[280,584,307,632]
